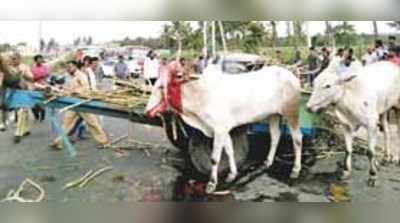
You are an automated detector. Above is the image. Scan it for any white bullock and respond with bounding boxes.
[307,60,400,186]
[145,63,303,193]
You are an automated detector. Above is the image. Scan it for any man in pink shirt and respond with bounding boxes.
[32,55,50,84]
[31,54,50,121]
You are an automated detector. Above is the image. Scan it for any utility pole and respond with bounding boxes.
[372,21,379,40]
[218,21,227,55]
[203,21,208,58]
[38,21,43,53]
[211,21,216,56]
[305,21,312,47]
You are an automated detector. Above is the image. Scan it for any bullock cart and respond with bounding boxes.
[2,88,320,176]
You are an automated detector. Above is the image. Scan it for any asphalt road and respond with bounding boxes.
[0,114,181,202]
[1,108,400,202]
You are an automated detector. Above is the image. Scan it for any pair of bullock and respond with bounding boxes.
[145,58,400,193]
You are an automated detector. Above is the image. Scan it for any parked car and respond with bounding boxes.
[100,59,116,78]
[127,55,144,78]
[81,46,102,58]
[221,53,265,74]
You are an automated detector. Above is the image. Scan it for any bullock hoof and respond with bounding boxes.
[393,156,399,165]
[290,170,300,179]
[341,171,352,181]
[264,160,273,169]
[381,159,390,166]
[225,173,237,184]
[382,155,394,166]
[367,176,377,187]
[205,182,217,194]
[13,136,21,144]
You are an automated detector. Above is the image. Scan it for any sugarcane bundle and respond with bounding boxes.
[51,81,151,109]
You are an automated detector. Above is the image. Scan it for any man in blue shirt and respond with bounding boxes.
[113,55,129,80]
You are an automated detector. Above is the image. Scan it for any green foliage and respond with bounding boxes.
[159,21,197,51]
[388,21,400,29]
[311,34,329,47]
[240,22,266,54]
[333,22,360,47]
[0,44,11,53]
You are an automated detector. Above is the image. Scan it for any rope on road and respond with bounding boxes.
[1,178,45,203]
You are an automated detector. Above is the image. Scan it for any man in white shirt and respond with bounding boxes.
[85,57,98,91]
[143,50,160,86]
[362,48,377,66]
[375,39,388,61]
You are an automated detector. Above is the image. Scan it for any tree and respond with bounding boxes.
[159,21,194,51]
[333,21,358,46]
[87,36,93,45]
[270,21,278,47]
[73,37,81,47]
[221,21,266,52]
[284,21,293,46]
[0,43,11,52]
[40,38,46,53]
[389,21,400,29]
[325,21,335,47]
[46,38,57,52]
[292,21,307,48]
[372,21,379,40]
[241,22,266,53]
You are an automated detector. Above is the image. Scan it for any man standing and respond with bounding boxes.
[315,47,331,75]
[388,36,399,56]
[375,39,387,60]
[84,57,98,91]
[361,47,376,66]
[306,46,320,86]
[8,53,34,143]
[113,55,129,80]
[0,55,12,132]
[31,54,50,122]
[143,50,160,86]
[51,61,109,150]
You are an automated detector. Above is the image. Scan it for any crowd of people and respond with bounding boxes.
[0,51,110,149]
[282,35,400,87]
[0,47,192,150]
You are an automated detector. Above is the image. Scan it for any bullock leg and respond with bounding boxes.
[367,119,379,187]
[394,109,400,164]
[288,124,303,179]
[265,115,281,169]
[342,125,354,180]
[380,112,392,164]
[206,131,227,194]
[224,134,238,183]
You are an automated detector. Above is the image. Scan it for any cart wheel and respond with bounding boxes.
[164,113,189,150]
[188,126,249,176]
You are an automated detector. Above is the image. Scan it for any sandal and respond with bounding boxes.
[96,142,110,150]
[49,142,62,151]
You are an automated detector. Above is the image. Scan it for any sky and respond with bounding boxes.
[0,21,397,47]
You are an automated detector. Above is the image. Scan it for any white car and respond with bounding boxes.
[81,46,101,58]
[100,59,116,78]
[127,56,144,78]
